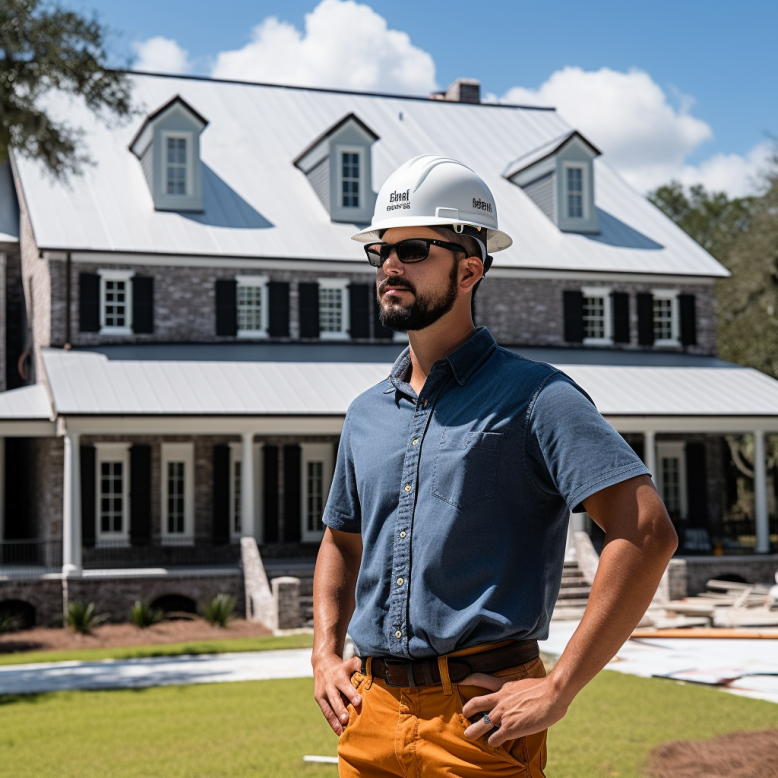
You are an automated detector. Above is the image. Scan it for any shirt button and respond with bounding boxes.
[399,531,406,538]
[397,577,404,586]
[423,399,428,408]
[404,485,412,492]
[395,630,402,638]
[412,439,418,446]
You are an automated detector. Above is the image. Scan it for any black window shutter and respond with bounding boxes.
[283,445,301,542]
[349,283,371,339]
[268,282,290,337]
[263,445,279,544]
[612,292,630,343]
[215,279,238,336]
[132,276,154,334]
[627,438,644,463]
[685,442,708,527]
[298,282,320,338]
[679,294,697,346]
[372,294,394,340]
[129,445,152,545]
[563,291,584,343]
[79,273,100,333]
[80,446,96,548]
[212,445,230,544]
[637,293,655,346]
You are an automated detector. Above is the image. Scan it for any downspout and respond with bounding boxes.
[64,251,71,350]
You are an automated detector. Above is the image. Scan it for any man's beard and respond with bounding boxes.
[377,260,459,332]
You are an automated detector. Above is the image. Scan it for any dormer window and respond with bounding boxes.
[293,113,378,224]
[129,95,208,212]
[504,130,601,234]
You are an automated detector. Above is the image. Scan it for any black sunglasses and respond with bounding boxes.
[364,238,468,268]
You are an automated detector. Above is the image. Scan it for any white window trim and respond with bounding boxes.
[161,443,194,545]
[301,442,334,543]
[652,289,680,347]
[581,286,613,346]
[95,442,131,547]
[656,441,688,518]
[563,162,588,220]
[228,442,264,543]
[317,278,350,341]
[236,275,270,338]
[335,145,366,211]
[98,268,134,335]
[161,130,194,197]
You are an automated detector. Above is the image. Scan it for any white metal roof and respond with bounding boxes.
[41,348,778,418]
[0,162,19,243]
[0,383,52,419]
[14,73,727,278]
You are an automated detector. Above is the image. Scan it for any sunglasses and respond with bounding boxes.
[364,238,468,268]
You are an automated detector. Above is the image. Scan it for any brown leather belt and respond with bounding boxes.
[361,639,539,688]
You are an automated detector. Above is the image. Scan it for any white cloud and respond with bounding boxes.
[132,37,192,75]
[210,0,436,95]
[676,141,773,198]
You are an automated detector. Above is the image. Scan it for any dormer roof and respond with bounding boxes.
[503,130,601,180]
[293,113,379,169]
[129,95,209,158]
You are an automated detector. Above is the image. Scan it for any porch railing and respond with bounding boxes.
[0,539,63,578]
[82,536,242,569]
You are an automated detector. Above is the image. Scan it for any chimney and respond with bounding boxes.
[430,78,481,104]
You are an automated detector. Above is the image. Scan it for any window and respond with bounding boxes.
[581,287,612,345]
[652,290,680,346]
[161,443,194,543]
[318,278,350,340]
[95,443,131,546]
[301,443,334,542]
[656,442,687,518]
[341,151,360,208]
[566,165,584,219]
[228,442,264,542]
[98,269,134,335]
[165,135,188,195]
[236,275,269,337]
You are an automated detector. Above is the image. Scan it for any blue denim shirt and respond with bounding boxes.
[323,328,649,659]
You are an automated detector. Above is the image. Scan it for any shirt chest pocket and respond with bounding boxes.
[431,429,504,509]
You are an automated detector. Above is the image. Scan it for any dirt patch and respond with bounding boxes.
[644,729,778,777]
[0,618,272,654]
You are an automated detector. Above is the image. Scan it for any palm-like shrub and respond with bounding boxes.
[0,611,22,634]
[66,601,108,634]
[200,594,236,628]
[130,600,163,629]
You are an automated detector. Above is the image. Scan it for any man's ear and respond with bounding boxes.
[459,256,484,292]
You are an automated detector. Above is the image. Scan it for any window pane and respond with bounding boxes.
[583,295,606,339]
[319,287,344,333]
[99,461,123,534]
[166,137,187,195]
[237,284,264,331]
[167,461,185,534]
[662,457,681,513]
[653,297,674,340]
[103,279,127,327]
[341,152,360,208]
[307,461,324,533]
[233,460,242,535]
[567,167,583,218]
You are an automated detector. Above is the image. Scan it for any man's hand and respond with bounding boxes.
[313,653,363,736]
[460,672,569,748]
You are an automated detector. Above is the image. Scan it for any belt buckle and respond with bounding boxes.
[383,658,416,688]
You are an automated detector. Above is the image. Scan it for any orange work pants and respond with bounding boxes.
[337,643,548,777]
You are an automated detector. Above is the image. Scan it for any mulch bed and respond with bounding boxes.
[0,617,271,655]
[644,729,778,777]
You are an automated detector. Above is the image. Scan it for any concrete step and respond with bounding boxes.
[555,597,590,609]
[557,584,591,596]
[561,571,584,581]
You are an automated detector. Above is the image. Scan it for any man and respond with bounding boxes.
[312,155,677,777]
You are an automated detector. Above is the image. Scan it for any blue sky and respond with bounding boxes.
[70,0,776,195]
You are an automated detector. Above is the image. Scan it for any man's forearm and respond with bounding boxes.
[312,528,361,665]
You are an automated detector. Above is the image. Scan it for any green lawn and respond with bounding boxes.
[1,671,776,777]
[0,633,314,666]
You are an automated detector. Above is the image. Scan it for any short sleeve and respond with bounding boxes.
[526,374,650,513]
[322,413,362,533]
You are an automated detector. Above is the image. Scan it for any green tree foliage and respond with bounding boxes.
[0,0,132,177]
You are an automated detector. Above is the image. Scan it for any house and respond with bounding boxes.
[0,73,776,627]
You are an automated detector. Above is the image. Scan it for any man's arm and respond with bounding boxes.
[462,474,677,745]
[312,526,364,736]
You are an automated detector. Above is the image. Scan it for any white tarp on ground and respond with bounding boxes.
[41,347,778,418]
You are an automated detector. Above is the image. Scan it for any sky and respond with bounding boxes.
[67,0,777,197]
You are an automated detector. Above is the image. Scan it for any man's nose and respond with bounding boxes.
[381,250,404,275]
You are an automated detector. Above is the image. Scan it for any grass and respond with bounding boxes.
[0,670,777,777]
[0,632,314,666]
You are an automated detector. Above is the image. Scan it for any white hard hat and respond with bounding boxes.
[351,155,513,256]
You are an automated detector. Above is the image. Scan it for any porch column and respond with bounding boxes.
[241,432,255,538]
[754,429,770,553]
[62,431,82,575]
[643,430,657,482]
[0,437,4,541]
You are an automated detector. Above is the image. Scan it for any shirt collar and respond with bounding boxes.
[387,327,497,392]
